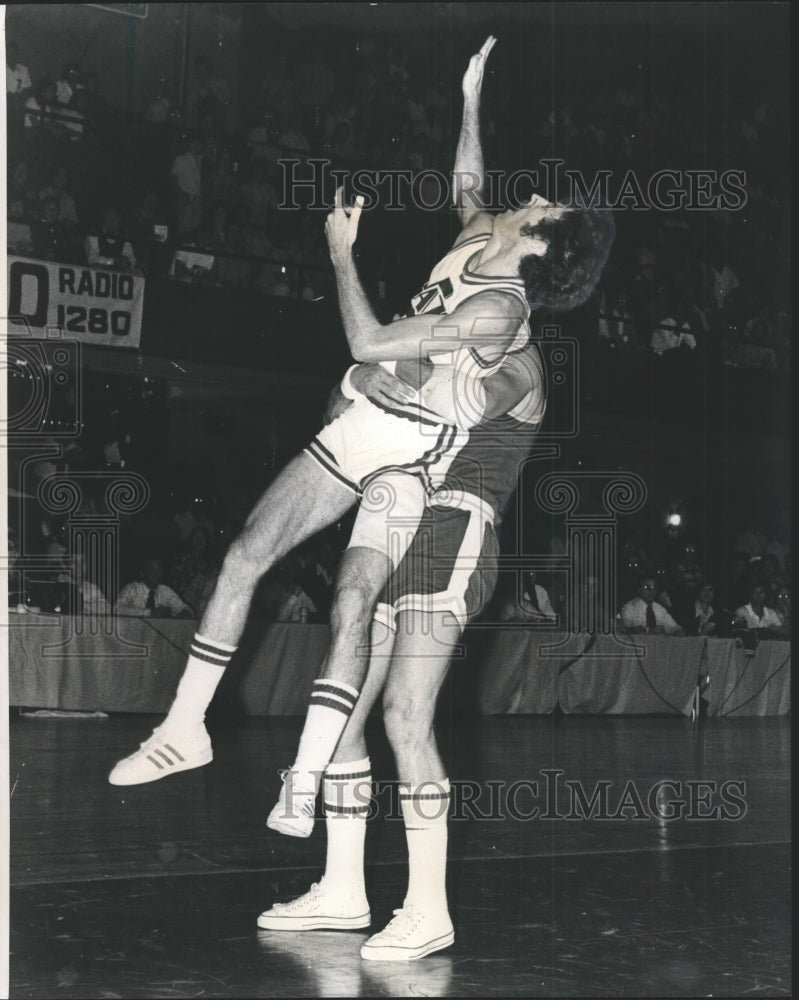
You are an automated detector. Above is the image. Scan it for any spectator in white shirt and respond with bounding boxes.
[734,584,782,632]
[620,577,684,635]
[56,551,109,616]
[6,42,32,96]
[116,557,193,619]
[55,63,83,106]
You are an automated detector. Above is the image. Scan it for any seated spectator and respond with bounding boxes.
[55,63,83,106]
[734,583,782,633]
[38,166,79,229]
[187,54,230,133]
[568,573,613,634]
[85,208,137,270]
[56,551,109,616]
[146,77,180,125]
[181,554,221,621]
[30,197,72,261]
[8,161,38,217]
[24,79,59,131]
[169,526,213,599]
[195,203,232,253]
[7,208,33,255]
[598,290,639,349]
[6,41,32,99]
[620,576,684,635]
[691,581,720,637]
[236,159,277,231]
[201,143,239,211]
[58,88,89,142]
[500,571,557,623]
[650,305,697,356]
[126,192,170,275]
[171,134,204,240]
[115,557,193,618]
[652,565,673,610]
[260,558,317,623]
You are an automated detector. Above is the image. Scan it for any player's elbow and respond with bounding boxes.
[348,334,382,363]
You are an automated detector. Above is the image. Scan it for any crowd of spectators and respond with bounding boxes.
[494,524,791,643]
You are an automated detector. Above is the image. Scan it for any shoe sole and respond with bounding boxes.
[266,814,314,838]
[108,747,213,786]
[360,929,454,962]
[257,910,371,931]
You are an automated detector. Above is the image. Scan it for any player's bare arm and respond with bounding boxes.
[326,188,525,362]
[452,35,497,234]
[480,343,543,420]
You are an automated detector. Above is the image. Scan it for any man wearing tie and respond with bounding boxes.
[620,576,684,635]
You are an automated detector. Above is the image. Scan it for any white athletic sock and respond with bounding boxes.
[321,757,371,898]
[288,679,361,793]
[164,633,237,730]
[400,778,451,916]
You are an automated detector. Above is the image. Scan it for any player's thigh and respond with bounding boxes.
[350,472,426,567]
[238,451,355,561]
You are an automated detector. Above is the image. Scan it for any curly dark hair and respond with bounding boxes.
[518,202,615,312]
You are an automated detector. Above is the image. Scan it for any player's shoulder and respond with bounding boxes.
[450,210,495,249]
[453,287,529,322]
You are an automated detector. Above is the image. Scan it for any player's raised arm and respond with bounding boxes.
[452,35,496,228]
[325,187,523,362]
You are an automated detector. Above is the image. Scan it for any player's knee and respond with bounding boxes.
[383,693,433,751]
[219,533,263,589]
[330,577,381,634]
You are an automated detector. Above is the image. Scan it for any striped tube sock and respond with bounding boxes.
[287,680,361,795]
[322,757,371,897]
[400,778,451,917]
[164,633,237,730]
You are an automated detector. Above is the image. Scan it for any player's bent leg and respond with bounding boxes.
[266,547,393,838]
[258,621,396,930]
[361,612,461,962]
[109,452,356,788]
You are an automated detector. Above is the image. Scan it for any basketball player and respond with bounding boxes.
[256,351,543,961]
[109,39,613,884]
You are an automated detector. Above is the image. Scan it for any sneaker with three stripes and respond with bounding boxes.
[108,723,213,785]
[266,769,318,838]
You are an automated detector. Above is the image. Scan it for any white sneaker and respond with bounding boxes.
[257,881,371,931]
[108,723,212,786]
[266,769,317,838]
[360,905,454,962]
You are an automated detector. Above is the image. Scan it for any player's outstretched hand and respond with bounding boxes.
[325,186,364,268]
[350,363,414,407]
[462,35,497,100]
